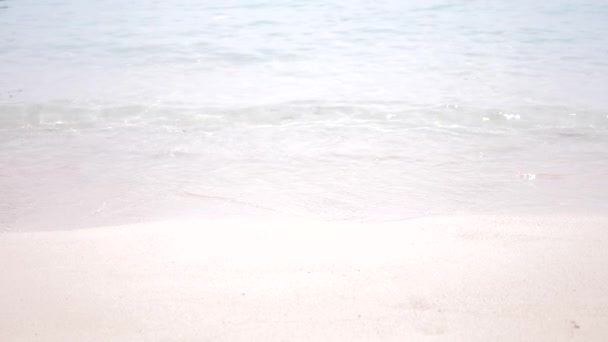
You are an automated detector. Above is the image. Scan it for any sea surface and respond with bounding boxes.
[1,0,608,231]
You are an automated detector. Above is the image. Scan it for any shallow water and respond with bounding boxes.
[1,0,607,230]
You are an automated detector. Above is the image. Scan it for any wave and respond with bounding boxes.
[1,101,607,135]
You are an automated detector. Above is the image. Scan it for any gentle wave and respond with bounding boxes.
[1,102,607,133]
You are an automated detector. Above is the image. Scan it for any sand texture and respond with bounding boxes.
[1,216,608,341]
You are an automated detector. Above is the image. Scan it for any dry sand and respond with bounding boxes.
[1,216,608,341]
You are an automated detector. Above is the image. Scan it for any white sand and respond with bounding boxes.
[1,216,608,341]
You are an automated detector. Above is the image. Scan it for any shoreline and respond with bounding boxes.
[2,216,608,341]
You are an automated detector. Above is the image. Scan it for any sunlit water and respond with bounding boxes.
[1,0,608,231]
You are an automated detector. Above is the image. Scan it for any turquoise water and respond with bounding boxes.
[1,0,608,230]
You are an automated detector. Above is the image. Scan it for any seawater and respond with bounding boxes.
[1,0,607,230]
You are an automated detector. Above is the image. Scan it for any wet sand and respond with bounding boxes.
[1,216,608,341]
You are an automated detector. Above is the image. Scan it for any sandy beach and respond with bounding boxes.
[1,216,608,341]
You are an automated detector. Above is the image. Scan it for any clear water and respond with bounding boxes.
[1,0,607,230]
